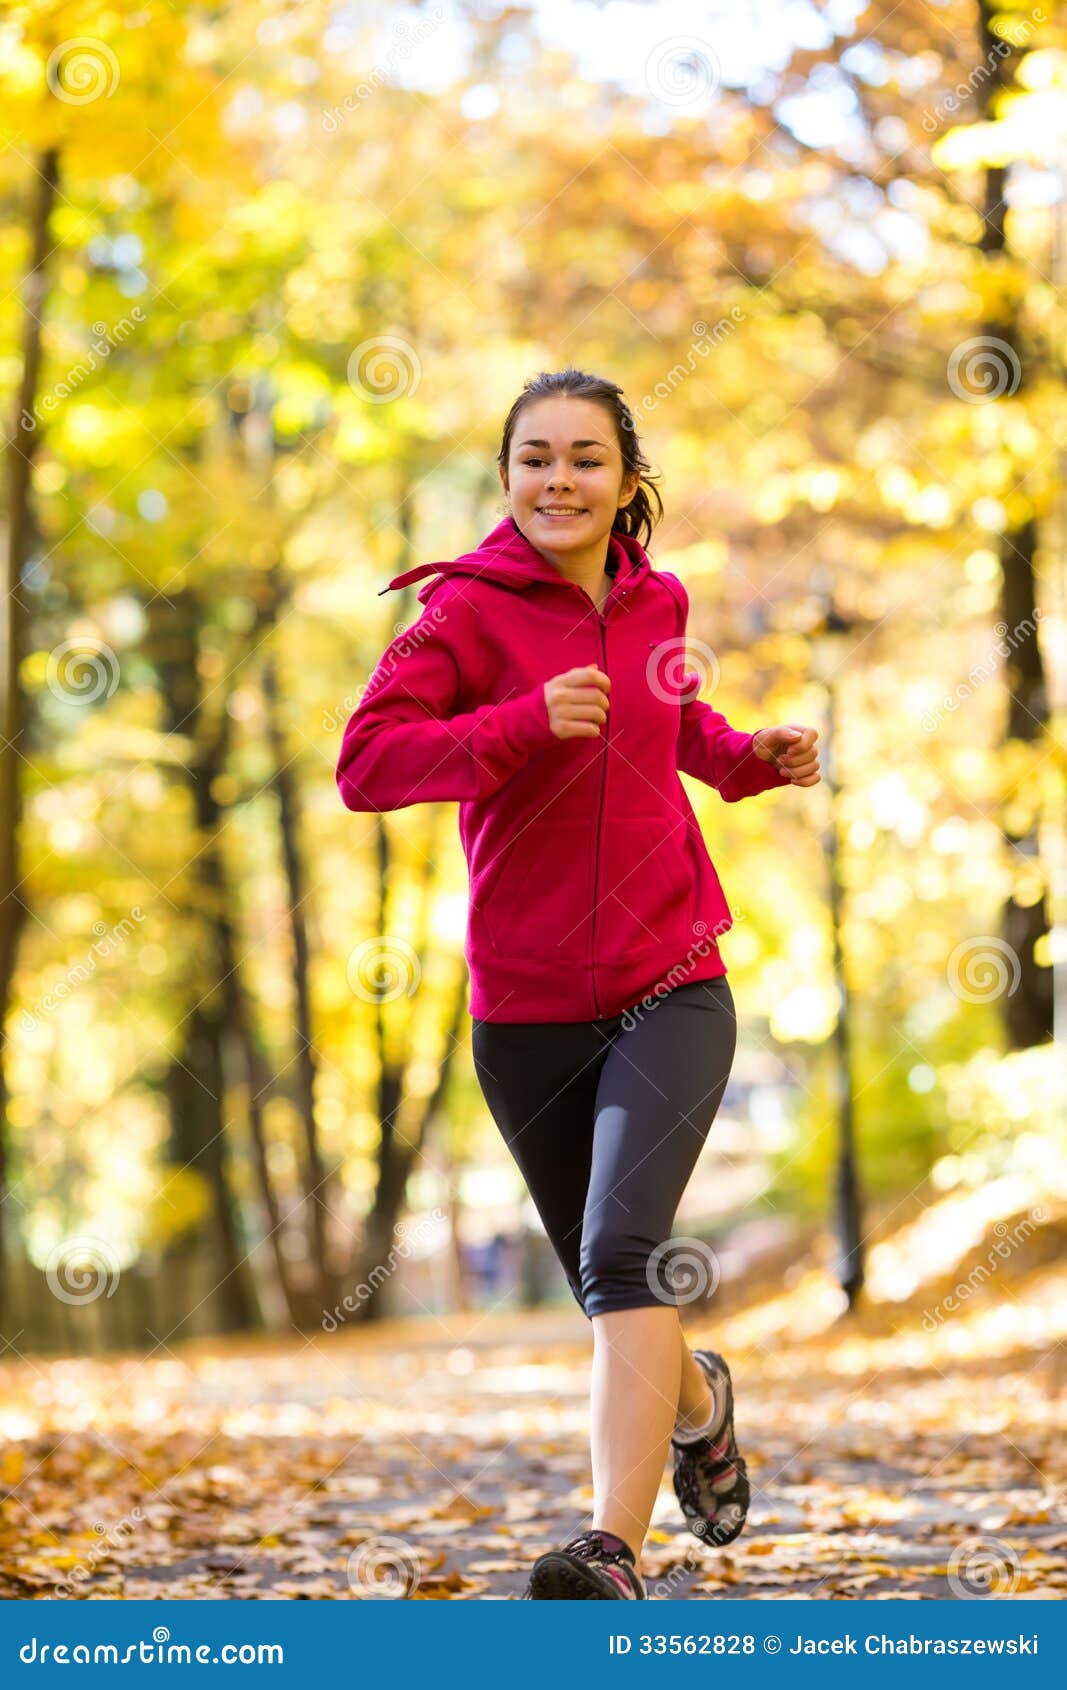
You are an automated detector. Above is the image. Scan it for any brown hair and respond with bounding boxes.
[497,368,663,549]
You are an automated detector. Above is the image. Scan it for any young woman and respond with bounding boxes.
[336,368,820,1600]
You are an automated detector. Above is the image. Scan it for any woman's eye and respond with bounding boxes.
[521,458,604,469]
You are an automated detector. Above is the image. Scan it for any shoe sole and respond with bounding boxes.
[527,1553,636,1600]
[677,1348,750,1547]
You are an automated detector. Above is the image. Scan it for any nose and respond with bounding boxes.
[546,463,575,489]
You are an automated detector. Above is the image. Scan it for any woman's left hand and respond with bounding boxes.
[752,724,821,786]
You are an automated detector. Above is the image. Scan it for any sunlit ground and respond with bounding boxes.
[1,1190,1064,1599]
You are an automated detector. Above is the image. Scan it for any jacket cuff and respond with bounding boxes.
[495,685,556,757]
[728,731,794,797]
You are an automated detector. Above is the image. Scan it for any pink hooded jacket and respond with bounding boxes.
[336,516,791,1023]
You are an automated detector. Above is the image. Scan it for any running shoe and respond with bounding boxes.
[672,1348,750,1546]
[525,1529,646,1599]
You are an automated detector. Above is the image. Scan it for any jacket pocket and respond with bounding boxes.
[477,821,595,963]
[600,815,695,958]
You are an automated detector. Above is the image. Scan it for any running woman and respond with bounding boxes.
[336,368,820,1600]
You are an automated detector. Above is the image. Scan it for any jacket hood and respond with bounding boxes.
[378,515,652,605]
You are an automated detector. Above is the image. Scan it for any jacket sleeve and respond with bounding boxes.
[659,570,791,803]
[677,685,793,802]
[336,598,558,812]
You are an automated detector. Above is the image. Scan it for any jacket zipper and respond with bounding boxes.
[585,596,609,1019]
[591,615,608,1020]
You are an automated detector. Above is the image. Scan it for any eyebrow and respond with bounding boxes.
[518,438,610,450]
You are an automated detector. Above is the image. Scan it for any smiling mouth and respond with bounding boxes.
[537,507,587,516]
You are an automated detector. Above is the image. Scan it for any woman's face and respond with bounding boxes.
[500,395,640,554]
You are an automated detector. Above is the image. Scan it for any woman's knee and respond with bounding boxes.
[579,1224,668,1317]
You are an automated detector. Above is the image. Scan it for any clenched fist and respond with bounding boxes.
[543,664,611,739]
[752,724,821,786]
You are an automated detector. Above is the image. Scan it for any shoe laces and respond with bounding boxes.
[676,1458,703,1516]
[563,1529,631,1565]
[676,1439,746,1516]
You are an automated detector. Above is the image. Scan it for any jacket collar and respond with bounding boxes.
[379,516,651,604]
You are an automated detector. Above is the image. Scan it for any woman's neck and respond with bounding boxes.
[530,537,617,609]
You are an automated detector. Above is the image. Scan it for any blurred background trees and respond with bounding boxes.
[0,0,1062,1349]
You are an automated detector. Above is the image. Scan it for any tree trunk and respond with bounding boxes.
[259,574,335,1312]
[221,1002,306,1328]
[0,148,60,1332]
[977,0,1053,1048]
[147,589,258,1334]
[355,964,469,1320]
[445,1160,470,1313]
[164,1001,258,1334]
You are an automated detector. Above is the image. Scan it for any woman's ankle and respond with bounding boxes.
[591,1521,641,1565]
[675,1365,715,1430]
[674,1385,716,1438]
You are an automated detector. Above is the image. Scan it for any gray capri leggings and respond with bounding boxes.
[470,976,737,1319]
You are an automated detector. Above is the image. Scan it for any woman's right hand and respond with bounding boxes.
[544,665,611,739]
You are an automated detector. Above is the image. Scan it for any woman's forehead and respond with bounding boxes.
[514,397,617,450]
